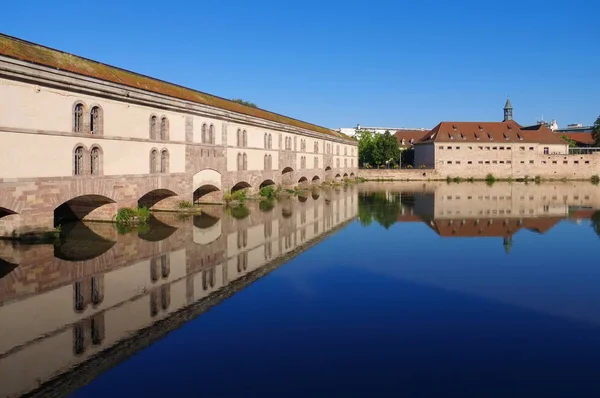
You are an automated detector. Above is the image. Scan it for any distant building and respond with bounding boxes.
[335,124,428,137]
[554,123,595,147]
[395,129,430,150]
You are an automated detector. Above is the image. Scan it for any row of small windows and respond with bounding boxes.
[74,103,104,135]
[150,149,170,173]
[201,123,216,144]
[237,129,248,147]
[264,133,273,149]
[443,194,590,201]
[264,154,273,170]
[300,156,307,169]
[149,115,170,140]
[439,145,559,153]
[284,136,293,150]
[444,159,590,165]
[237,152,248,170]
[74,145,103,176]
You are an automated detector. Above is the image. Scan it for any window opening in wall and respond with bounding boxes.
[74,281,84,311]
[150,150,158,173]
[543,147,549,154]
[585,160,590,164]
[209,124,215,144]
[91,317,102,346]
[74,103,84,133]
[91,276,101,305]
[529,147,534,151]
[243,153,247,170]
[243,130,247,147]
[91,147,100,175]
[160,117,168,140]
[90,106,100,134]
[150,116,158,139]
[74,146,84,175]
[467,161,472,164]
[485,161,490,164]
[202,124,208,143]
[478,160,483,164]
[493,147,497,150]
[563,160,568,164]
[161,150,168,173]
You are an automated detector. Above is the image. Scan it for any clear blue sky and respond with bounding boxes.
[1,0,598,129]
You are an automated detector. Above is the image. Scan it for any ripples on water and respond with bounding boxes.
[2,182,600,397]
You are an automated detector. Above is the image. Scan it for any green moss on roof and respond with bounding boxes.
[0,34,353,142]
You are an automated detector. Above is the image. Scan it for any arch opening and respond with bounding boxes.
[282,167,294,174]
[194,184,220,203]
[312,176,320,182]
[138,217,178,242]
[138,189,178,209]
[298,176,308,184]
[350,172,355,177]
[231,181,251,193]
[343,173,349,178]
[54,195,116,227]
[259,179,276,189]
[325,166,332,171]
[334,174,342,181]
[298,195,308,203]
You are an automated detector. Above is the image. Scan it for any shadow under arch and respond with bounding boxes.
[193,212,222,245]
[138,189,178,209]
[282,167,294,174]
[194,184,220,203]
[259,179,276,189]
[312,176,320,182]
[325,166,332,171]
[138,216,178,242]
[343,173,348,178]
[350,172,355,177]
[54,222,116,262]
[54,195,116,227]
[193,212,221,229]
[334,174,342,181]
[0,207,17,219]
[298,195,308,203]
[0,257,18,280]
[231,181,251,193]
[298,176,308,184]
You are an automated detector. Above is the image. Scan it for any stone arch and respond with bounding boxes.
[231,181,251,193]
[0,207,17,219]
[334,174,341,181]
[298,176,308,184]
[298,195,308,203]
[350,172,355,177]
[312,176,320,182]
[138,189,178,209]
[259,179,276,189]
[282,166,294,186]
[193,169,222,203]
[343,173,348,178]
[193,214,222,245]
[54,194,116,227]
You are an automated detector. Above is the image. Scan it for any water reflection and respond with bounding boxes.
[0,186,357,398]
[358,181,600,243]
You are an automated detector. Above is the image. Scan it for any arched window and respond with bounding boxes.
[150,149,158,173]
[243,153,248,170]
[160,117,168,140]
[314,157,318,168]
[160,150,169,173]
[237,129,242,147]
[202,123,207,143]
[264,133,268,149]
[345,147,347,155]
[337,145,340,155]
[337,158,340,167]
[264,154,268,170]
[90,146,100,175]
[209,124,215,143]
[74,103,84,133]
[268,134,272,149]
[314,142,318,153]
[90,106,102,135]
[268,154,272,169]
[74,146,84,175]
[345,158,348,167]
[160,254,170,278]
[149,115,158,139]
[243,130,247,147]
[237,152,242,170]
[91,276,102,305]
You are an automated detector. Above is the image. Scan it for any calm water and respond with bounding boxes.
[2,182,600,397]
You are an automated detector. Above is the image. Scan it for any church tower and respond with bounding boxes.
[503,98,513,122]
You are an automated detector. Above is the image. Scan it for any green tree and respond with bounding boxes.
[357,130,376,166]
[231,99,258,108]
[358,192,401,229]
[593,115,600,146]
[560,134,578,148]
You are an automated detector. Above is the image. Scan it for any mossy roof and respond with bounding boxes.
[0,34,354,142]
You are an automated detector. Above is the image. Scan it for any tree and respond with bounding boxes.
[593,115,600,146]
[357,191,401,229]
[231,99,258,108]
[357,130,376,167]
[560,134,578,148]
[357,130,400,168]
[591,211,600,239]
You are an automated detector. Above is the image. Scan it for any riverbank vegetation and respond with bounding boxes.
[356,130,401,169]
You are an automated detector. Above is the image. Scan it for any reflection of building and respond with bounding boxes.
[0,186,358,398]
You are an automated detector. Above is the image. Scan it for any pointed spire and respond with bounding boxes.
[503,98,513,121]
[504,98,512,109]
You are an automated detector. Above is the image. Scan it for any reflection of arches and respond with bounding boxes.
[193,213,222,245]
[260,179,276,189]
[54,195,116,227]
[282,208,293,218]
[0,258,18,280]
[138,217,178,242]
[312,176,320,182]
[298,176,308,184]
[312,191,320,200]
[231,181,251,193]
[325,166,332,171]
[138,189,177,209]
[298,195,308,203]
[54,222,116,261]
[0,207,17,219]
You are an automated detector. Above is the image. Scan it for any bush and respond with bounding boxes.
[178,200,193,209]
[592,175,600,185]
[224,189,247,204]
[115,207,151,224]
[259,199,275,212]
[534,176,542,184]
[452,177,462,183]
[406,165,413,169]
[259,185,277,200]
[229,205,250,219]
[485,173,496,185]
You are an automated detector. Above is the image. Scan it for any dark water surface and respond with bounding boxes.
[2,182,600,397]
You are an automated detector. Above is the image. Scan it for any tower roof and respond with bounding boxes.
[504,98,513,109]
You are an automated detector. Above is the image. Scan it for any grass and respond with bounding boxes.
[178,200,193,209]
[114,207,151,224]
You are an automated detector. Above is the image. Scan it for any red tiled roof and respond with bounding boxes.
[418,121,566,145]
[425,217,562,237]
[0,34,354,142]
[560,132,595,145]
[395,130,430,148]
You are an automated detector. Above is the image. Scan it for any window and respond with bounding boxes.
[90,106,102,135]
[237,153,242,170]
[243,153,247,170]
[585,160,590,164]
[237,129,242,147]
[456,161,461,164]
[344,159,347,167]
[467,161,472,164]
[268,154,272,169]
[150,149,158,173]
[543,147,549,154]
[519,146,525,151]
[202,124,208,143]
[337,145,340,155]
[90,147,100,175]
[468,146,473,150]
[492,160,497,164]
[337,158,340,167]
[160,117,168,140]
[478,146,483,150]
[478,160,483,164]
[243,130,247,147]
[160,150,169,173]
[209,124,215,144]
[552,160,557,164]
[74,103,84,133]
[529,147,534,151]
[268,134,272,149]
[563,160,568,164]
[447,161,452,164]
[264,133,268,149]
[574,160,579,164]
[314,157,318,168]
[344,147,347,155]
[439,146,444,150]
[499,146,504,150]
[314,141,319,153]
[492,147,497,150]
[485,161,490,164]
[74,146,84,175]
[499,160,504,164]
[264,154,269,170]
[149,115,158,139]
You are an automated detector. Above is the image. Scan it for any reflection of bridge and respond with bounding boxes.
[0,186,357,398]
[0,34,357,237]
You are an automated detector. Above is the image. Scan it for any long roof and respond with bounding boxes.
[395,129,430,148]
[0,34,354,142]
[419,120,566,145]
